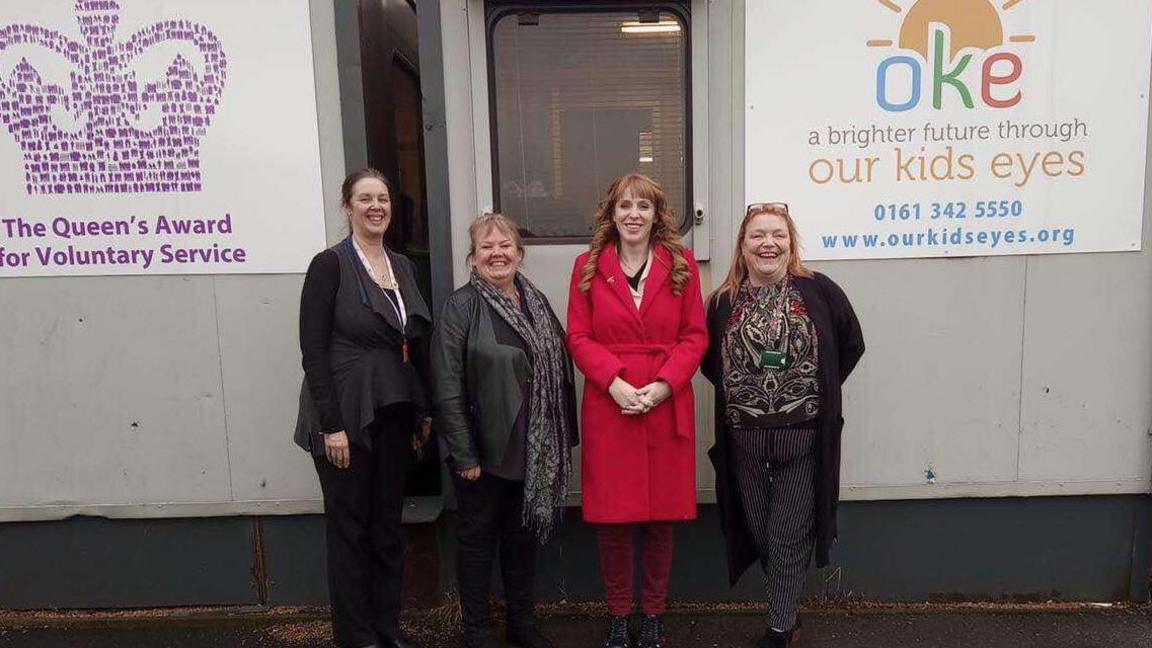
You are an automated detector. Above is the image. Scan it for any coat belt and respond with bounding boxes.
[602,342,688,439]
[603,342,673,355]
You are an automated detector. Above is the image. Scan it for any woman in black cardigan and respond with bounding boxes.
[294,168,432,648]
[702,202,864,648]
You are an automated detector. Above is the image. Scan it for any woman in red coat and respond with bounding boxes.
[567,173,707,648]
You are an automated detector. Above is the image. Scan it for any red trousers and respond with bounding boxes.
[595,522,674,616]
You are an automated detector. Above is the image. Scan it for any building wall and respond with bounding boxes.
[0,0,1147,608]
[0,0,1145,518]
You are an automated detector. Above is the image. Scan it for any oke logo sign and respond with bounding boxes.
[871,0,1035,112]
[0,0,228,195]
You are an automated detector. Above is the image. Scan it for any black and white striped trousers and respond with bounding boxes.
[730,425,817,632]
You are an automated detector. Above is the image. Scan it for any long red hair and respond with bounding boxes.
[578,173,689,295]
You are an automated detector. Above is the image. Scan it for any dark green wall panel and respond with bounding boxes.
[0,496,1146,609]
[0,517,257,609]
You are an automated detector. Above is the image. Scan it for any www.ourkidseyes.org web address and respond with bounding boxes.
[819,226,1076,250]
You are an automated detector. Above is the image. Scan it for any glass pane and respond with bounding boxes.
[491,10,688,239]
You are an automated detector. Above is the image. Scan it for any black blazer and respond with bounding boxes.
[294,237,433,456]
[703,271,864,582]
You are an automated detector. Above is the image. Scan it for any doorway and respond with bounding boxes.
[357,0,438,497]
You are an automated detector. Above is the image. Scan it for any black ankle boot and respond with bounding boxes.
[603,615,633,648]
[636,614,666,648]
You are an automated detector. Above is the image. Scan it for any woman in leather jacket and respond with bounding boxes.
[431,213,578,648]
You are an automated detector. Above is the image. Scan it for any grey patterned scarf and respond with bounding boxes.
[470,268,572,541]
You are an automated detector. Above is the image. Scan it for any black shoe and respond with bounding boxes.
[507,621,554,648]
[603,615,633,648]
[755,627,791,648]
[636,614,667,648]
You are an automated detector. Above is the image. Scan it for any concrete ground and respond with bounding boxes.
[1,604,1149,648]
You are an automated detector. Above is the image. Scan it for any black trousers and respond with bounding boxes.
[453,473,538,641]
[314,404,415,648]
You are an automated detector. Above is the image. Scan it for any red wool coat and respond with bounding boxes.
[566,244,708,523]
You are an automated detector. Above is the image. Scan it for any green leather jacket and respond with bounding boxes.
[431,284,578,470]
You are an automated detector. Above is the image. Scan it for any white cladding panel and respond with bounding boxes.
[214,274,318,504]
[834,257,1028,490]
[0,276,232,509]
[1018,248,1152,485]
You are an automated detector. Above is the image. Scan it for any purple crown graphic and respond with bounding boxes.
[0,0,227,195]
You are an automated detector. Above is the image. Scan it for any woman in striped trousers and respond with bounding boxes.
[703,203,864,648]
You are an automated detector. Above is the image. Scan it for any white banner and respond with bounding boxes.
[0,0,326,276]
[746,0,1152,260]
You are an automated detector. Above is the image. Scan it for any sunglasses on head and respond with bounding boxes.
[746,202,789,216]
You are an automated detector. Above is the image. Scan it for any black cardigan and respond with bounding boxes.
[294,238,433,455]
[702,271,864,583]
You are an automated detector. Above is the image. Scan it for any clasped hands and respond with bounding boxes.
[609,376,672,416]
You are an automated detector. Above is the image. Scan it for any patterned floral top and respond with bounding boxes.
[721,276,821,428]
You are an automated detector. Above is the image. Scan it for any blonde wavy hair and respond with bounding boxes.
[710,203,812,305]
[578,173,689,295]
[466,212,524,262]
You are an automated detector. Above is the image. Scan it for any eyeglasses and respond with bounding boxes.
[746,202,789,216]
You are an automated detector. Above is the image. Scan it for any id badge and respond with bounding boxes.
[760,349,788,370]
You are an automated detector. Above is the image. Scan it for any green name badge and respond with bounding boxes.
[760,349,788,370]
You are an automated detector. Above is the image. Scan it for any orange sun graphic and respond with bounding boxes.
[867,0,1036,58]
